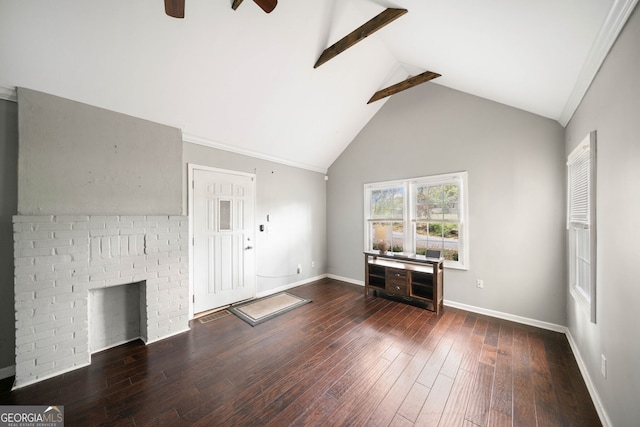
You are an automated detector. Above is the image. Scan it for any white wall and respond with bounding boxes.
[565,4,640,426]
[183,143,327,296]
[327,83,567,326]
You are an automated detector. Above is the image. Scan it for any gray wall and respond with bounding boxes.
[183,143,327,295]
[0,98,18,375]
[17,88,182,215]
[565,4,640,425]
[327,83,567,325]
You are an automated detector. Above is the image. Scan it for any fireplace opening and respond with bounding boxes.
[89,281,147,354]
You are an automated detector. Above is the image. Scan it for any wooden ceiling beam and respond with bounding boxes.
[368,71,441,104]
[314,8,408,68]
[232,0,277,13]
[165,0,185,18]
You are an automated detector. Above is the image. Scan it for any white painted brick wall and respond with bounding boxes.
[13,215,189,388]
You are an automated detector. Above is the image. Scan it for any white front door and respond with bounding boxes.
[193,168,255,313]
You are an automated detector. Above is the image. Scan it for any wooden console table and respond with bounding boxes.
[364,251,444,313]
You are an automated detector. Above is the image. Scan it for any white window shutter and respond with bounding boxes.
[568,147,590,225]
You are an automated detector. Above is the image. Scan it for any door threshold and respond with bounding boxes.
[230,296,256,307]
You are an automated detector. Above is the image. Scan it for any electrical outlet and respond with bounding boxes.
[476,279,484,289]
[297,264,302,274]
[311,261,315,268]
[601,354,607,378]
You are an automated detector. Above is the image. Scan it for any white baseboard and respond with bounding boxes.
[443,299,566,333]
[565,330,612,427]
[326,274,364,287]
[0,365,15,380]
[256,274,328,298]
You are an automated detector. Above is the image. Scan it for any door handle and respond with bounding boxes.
[245,246,253,250]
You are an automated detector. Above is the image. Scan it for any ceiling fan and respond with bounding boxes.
[164,0,277,18]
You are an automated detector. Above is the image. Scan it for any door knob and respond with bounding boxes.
[245,246,253,250]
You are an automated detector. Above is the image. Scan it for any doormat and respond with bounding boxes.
[227,292,311,327]
[198,310,231,324]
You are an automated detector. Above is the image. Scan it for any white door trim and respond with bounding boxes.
[187,163,257,319]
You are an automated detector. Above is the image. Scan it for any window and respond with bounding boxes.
[567,131,596,322]
[368,185,405,252]
[364,172,468,269]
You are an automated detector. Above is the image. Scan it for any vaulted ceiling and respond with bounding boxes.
[1,0,636,172]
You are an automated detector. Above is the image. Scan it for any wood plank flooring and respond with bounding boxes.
[0,279,601,426]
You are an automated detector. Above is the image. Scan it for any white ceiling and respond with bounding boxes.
[0,0,636,172]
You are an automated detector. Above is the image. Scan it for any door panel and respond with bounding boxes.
[193,169,255,312]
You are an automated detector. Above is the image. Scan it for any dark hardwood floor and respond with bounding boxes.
[0,279,601,426]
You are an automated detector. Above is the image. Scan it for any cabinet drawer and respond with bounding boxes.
[386,281,407,295]
[386,268,408,295]
[386,268,407,281]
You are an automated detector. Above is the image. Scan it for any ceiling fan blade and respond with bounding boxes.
[165,0,185,18]
[253,0,277,13]
[231,0,244,10]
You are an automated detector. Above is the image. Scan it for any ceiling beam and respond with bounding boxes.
[232,0,277,13]
[314,8,408,69]
[165,0,185,18]
[367,71,441,104]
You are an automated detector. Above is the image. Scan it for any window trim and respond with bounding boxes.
[364,171,469,270]
[567,131,597,323]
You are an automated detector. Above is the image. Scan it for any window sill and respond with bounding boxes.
[570,286,591,313]
[445,262,468,271]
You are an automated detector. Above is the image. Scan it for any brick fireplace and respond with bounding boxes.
[13,88,188,388]
[13,215,189,388]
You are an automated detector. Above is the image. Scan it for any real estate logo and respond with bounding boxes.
[0,406,64,427]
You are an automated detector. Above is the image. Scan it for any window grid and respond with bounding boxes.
[364,172,468,270]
